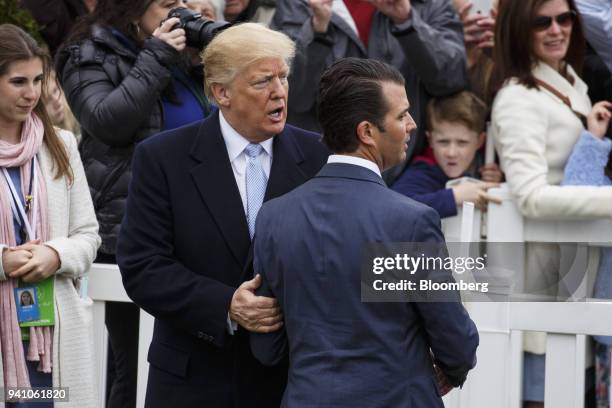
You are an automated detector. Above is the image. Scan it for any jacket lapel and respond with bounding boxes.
[189,111,251,268]
[264,127,308,201]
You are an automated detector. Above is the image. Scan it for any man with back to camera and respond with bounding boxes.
[250,58,479,407]
[116,23,329,407]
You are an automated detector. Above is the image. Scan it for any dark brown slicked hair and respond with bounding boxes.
[0,24,73,183]
[489,0,586,101]
[317,58,405,154]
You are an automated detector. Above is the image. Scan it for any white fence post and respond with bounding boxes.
[544,334,586,408]
[92,297,108,408]
[88,264,154,408]
[137,310,155,407]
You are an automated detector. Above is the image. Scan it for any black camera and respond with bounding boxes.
[166,7,230,49]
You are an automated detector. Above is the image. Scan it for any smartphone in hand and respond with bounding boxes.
[470,0,493,15]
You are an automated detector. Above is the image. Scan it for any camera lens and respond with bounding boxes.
[167,7,231,49]
[186,19,231,49]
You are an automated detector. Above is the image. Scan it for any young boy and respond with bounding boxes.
[392,91,502,218]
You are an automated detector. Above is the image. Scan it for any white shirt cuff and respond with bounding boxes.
[227,313,238,335]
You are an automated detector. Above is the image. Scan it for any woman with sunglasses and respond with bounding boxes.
[0,24,100,407]
[490,0,612,406]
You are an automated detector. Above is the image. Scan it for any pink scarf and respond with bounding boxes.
[0,113,53,390]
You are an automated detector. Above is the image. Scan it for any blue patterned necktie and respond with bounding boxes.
[244,143,267,239]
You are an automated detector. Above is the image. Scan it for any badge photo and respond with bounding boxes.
[14,286,41,323]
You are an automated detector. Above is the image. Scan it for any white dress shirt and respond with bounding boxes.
[219,111,274,214]
[219,110,274,334]
[327,154,382,178]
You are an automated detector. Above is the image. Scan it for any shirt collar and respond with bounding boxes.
[219,110,273,162]
[327,154,382,178]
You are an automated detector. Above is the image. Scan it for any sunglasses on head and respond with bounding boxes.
[532,10,576,31]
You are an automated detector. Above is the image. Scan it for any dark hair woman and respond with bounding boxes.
[489,0,612,406]
[56,1,211,406]
[0,24,100,408]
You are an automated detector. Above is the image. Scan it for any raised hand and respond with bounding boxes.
[457,2,496,51]
[309,0,334,33]
[587,101,612,139]
[366,0,412,25]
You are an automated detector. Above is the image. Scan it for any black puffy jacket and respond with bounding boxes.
[56,25,182,255]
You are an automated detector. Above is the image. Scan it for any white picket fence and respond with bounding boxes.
[87,263,153,408]
[86,184,612,408]
[441,184,612,408]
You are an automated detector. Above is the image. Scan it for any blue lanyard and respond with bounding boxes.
[1,157,38,240]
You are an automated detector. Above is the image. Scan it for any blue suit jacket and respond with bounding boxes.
[116,111,329,407]
[251,163,478,407]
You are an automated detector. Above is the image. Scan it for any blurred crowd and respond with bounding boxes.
[1,0,612,407]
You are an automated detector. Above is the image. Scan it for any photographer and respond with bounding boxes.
[56,1,212,407]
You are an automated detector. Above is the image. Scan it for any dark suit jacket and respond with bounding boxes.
[116,111,328,407]
[251,163,479,407]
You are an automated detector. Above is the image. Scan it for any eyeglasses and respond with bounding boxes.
[532,10,576,31]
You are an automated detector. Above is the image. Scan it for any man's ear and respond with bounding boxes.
[356,120,377,148]
[211,83,231,108]
[477,131,486,149]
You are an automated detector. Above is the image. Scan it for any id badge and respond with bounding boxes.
[18,277,55,327]
[14,287,41,323]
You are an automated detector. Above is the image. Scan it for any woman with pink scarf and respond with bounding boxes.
[0,25,100,407]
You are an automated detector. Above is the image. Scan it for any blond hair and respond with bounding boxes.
[202,23,295,101]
